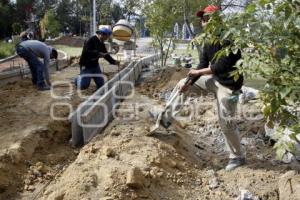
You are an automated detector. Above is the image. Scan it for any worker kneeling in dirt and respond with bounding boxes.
[76,27,120,90]
[150,5,245,171]
[16,40,58,91]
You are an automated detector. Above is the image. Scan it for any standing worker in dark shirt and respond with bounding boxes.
[77,27,120,90]
[150,5,245,171]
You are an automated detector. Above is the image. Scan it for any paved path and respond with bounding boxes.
[136,37,155,55]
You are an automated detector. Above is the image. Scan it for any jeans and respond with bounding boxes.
[16,45,46,87]
[76,64,104,90]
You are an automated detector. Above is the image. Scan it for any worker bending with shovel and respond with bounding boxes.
[76,27,120,90]
[149,5,245,171]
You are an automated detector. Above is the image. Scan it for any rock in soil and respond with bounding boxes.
[126,167,145,189]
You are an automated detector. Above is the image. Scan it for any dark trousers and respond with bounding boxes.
[76,64,104,90]
[16,45,46,87]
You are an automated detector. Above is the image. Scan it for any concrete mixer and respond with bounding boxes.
[112,19,134,41]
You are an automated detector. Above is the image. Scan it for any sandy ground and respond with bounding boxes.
[1,37,299,200]
[18,67,300,200]
[0,58,123,199]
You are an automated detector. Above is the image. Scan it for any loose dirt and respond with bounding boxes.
[24,67,300,200]
[0,58,122,199]
[47,36,85,48]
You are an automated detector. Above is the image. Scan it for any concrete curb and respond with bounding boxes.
[0,58,69,87]
[69,54,161,147]
[0,54,18,64]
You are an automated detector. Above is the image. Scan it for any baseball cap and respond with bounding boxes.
[196,5,220,18]
[96,27,112,36]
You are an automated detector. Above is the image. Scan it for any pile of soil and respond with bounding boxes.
[47,36,85,47]
[0,59,121,199]
[30,67,300,200]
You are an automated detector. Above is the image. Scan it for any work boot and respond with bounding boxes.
[148,110,171,129]
[37,85,51,91]
[225,157,245,171]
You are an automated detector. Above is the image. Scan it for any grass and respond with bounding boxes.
[244,78,266,90]
[0,43,83,59]
[0,41,16,59]
[172,48,199,60]
[53,45,82,57]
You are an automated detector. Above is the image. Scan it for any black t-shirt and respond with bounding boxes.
[194,41,243,91]
[79,35,117,67]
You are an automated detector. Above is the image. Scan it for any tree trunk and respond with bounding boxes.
[159,39,164,67]
[164,34,174,66]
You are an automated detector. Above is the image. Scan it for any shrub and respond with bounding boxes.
[0,41,15,59]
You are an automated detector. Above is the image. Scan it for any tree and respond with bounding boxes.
[34,0,57,19]
[111,3,124,23]
[120,0,141,21]
[12,22,23,35]
[144,0,181,66]
[56,0,75,33]
[194,0,300,158]
[40,10,60,39]
[97,0,113,25]
[0,0,15,38]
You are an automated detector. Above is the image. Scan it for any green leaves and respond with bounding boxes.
[40,10,61,38]
[258,0,269,6]
[193,0,300,159]
[246,3,256,13]
[280,87,292,99]
[144,0,180,66]
[275,143,286,160]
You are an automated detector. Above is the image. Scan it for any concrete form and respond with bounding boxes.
[70,54,160,146]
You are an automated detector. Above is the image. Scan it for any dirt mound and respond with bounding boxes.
[47,36,85,47]
[0,65,93,199]
[34,67,300,200]
[0,120,77,200]
[36,94,206,200]
[0,56,128,199]
[137,66,188,100]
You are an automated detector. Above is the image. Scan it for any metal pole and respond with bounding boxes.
[133,32,137,57]
[93,0,96,34]
[90,0,96,36]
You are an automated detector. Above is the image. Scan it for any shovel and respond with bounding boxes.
[149,76,191,134]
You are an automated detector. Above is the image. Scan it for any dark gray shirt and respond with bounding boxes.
[20,40,53,84]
